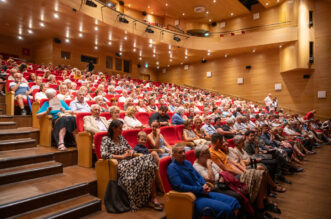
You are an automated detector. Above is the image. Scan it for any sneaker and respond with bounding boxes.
[21,109,27,116]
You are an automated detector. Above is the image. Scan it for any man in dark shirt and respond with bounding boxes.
[214,117,236,139]
[148,105,170,126]
[87,60,94,72]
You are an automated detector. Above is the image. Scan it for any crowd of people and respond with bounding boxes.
[2,56,331,218]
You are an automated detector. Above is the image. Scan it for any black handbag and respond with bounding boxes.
[104,180,130,213]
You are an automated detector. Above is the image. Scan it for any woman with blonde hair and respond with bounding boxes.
[124,106,145,129]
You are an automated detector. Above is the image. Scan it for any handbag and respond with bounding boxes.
[104,180,130,213]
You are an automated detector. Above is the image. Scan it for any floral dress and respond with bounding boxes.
[101,135,158,210]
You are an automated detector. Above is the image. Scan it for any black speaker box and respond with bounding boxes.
[303,74,310,79]
[137,64,141,68]
[246,65,251,70]
[54,38,61,44]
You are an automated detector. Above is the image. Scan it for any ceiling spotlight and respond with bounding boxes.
[65,38,70,43]
[86,0,97,8]
[133,48,136,52]
[252,49,256,53]
[1,0,7,2]
[119,16,129,24]
[17,36,23,40]
[206,11,209,14]
[94,26,98,31]
[149,44,152,48]
[279,45,283,48]
[173,35,181,42]
[204,32,210,37]
[182,13,185,16]
[79,33,83,37]
[157,66,159,69]
[230,12,234,16]
[148,5,150,8]
[224,54,228,58]
[213,0,216,3]
[124,36,128,40]
[40,22,45,27]
[170,59,173,62]
[167,65,170,67]
[185,56,188,59]
[266,2,269,6]
[145,26,154,33]
[180,62,183,65]
[108,41,112,45]
[27,29,33,34]
[139,57,142,61]
[165,3,168,7]
[153,54,156,57]
[107,2,115,7]
[54,13,59,19]
[94,46,98,50]
[119,52,122,56]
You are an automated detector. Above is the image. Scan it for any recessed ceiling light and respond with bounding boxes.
[156,66,159,69]
[133,48,136,52]
[182,13,185,16]
[148,5,150,8]
[279,45,283,48]
[165,3,168,7]
[124,36,128,40]
[94,46,98,50]
[209,19,212,22]
[277,0,279,2]
[230,12,234,16]
[54,13,59,19]
[139,57,142,60]
[95,19,98,25]
[65,38,70,43]
[252,49,256,53]
[17,35,23,40]
[119,52,122,56]
[185,56,188,59]
[124,30,127,34]
[151,12,154,14]
[128,4,131,7]
[156,61,159,65]
[266,2,269,6]
[153,54,156,57]
[149,39,153,44]
[1,0,7,3]
[170,59,173,62]
[224,54,228,58]
[40,22,45,27]
[167,65,170,67]
[79,33,83,37]
[27,29,33,34]
[94,26,98,31]
[206,11,209,14]
[108,41,112,45]
[213,0,216,3]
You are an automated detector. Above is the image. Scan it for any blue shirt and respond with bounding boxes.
[167,159,206,196]
[9,81,30,96]
[171,113,185,125]
[134,144,149,154]
[201,124,217,135]
[37,100,71,120]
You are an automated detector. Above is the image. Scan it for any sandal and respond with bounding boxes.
[148,202,164,211]
[58,143,67,151]
[264,202,281,214]
[273,185,286,193]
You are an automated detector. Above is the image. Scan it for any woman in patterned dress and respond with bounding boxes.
[101,119,162,211]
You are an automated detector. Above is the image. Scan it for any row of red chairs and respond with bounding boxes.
[93,125,185,160]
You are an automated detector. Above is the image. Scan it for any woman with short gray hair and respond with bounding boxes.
[171,107,185,125]
[37,88,76,151]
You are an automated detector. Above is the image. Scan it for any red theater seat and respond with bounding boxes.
[76,112,92,132]
[122,129,141,148]
[161,126,180,145]
[227,138,235,148]
[175,125,185,141]
[94,131,108,160]
[136,112,150,125]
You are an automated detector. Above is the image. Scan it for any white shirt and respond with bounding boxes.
[124,116,142,129]
[57,93,71,100]
[193,161,222,184]
[35,92,47,101]
[95,117,108,131]
[118,96,126,103]
[264,96,272,107]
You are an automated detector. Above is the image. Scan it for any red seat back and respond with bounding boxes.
[94,131,108,160]
[167,112,175,120]
[185,150,196,164]
[175,125,185,141]
[227,138,235,148]
[122,129,140,148]
[136,112,150,125]
[119,112,125,119]
[159,156,173,193]
[160,126,179,145]
[76,112,92,132]
[40,99,49,107]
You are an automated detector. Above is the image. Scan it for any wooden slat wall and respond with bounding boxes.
[151,43,330,119]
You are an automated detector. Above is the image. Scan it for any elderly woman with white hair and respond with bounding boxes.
[37,89,77,151]
[171,107,185,125]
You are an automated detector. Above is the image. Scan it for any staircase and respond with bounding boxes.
[0,96,101,218]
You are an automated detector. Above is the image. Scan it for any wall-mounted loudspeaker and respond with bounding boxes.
[303,74,310,79]
[53,38,61,44]
[211,22,217,26]
[142,11,147,16]
[245,65,251,70]
[137,64,141,68]
[309,42,314,64]
[309,11,313,28]
[201,59,207,63]
[119,1,124,6]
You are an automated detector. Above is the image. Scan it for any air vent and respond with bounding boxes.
[194,6,205,13]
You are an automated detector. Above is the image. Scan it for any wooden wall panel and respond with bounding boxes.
[0,35,33,60]
[151,44,330,119]
[32,39,53,65]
